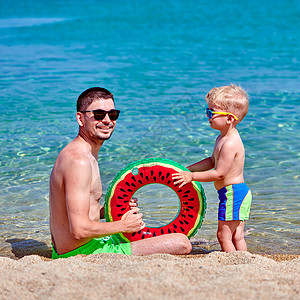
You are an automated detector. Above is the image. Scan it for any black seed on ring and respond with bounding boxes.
[131,176,136,181]
[188,214,194,218]
[161,229,164,234]
[180,227,185,232]
[161,176,165,181]
[140,172,144,178]
[146,176,149,181]
[185,190,190,194]
[173,223,177,229]
[138,180,143,184]
[151,170,154,176]
[120,188,126,192]
[159,171,162,177]
[168,228,172,234]
[166,172,170,178]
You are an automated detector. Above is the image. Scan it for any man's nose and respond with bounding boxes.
[102,113,111,123]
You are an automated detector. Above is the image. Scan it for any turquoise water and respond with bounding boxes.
[0,0,299,257]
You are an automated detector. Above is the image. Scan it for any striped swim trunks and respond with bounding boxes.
[218,183,252,221]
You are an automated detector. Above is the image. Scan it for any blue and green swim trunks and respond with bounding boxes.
[52,235,131,259]
[218,183,252,221]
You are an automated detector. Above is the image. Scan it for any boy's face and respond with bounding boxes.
[207,104,237,130]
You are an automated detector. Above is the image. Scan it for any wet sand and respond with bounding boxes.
[0,251,299,300]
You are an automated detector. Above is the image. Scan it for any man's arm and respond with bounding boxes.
[173,140,237,187]
[64,158,144,240]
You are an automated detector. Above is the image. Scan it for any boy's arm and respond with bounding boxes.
[173,140,237,187]
[187,157,215,172]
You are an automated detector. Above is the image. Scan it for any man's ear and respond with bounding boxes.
[76,112,84,127]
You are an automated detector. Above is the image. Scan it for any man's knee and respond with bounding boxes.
[173,233,192,254]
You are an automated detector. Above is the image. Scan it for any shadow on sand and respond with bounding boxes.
[5,238,52,259]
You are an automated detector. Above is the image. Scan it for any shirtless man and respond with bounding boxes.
[49,87,192,258]
[173,84,252,252]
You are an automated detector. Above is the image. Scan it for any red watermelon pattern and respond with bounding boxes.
[105,158,206,242]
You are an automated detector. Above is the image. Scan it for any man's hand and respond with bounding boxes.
[129,197,138,209]
[121,207,145,233]
[172,171,193,188]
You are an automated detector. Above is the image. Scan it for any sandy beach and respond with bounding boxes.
[1,251,299,300]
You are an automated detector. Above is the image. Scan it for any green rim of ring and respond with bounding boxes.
[104,157,206,239]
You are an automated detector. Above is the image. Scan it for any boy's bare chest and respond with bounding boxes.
[213,137,226,162]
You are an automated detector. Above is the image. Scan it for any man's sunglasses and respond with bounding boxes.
[80,109,120,121]
[206,108,238,121]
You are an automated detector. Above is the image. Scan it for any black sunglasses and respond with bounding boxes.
[80,109,120,121]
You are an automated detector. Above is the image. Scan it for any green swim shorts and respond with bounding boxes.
[52,235,131,259]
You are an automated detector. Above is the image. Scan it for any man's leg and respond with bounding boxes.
[130,233,192,255]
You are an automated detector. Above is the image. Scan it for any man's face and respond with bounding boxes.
[79,98,117,142]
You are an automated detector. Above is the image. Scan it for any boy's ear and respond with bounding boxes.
[226,115,236,124]
[76,112,84,127]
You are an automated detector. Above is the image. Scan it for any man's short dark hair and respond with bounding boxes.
[77,87,114,112]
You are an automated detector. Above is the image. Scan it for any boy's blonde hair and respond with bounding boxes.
[205,84,249,122]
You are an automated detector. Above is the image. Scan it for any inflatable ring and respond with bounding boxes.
[105,158,206,242]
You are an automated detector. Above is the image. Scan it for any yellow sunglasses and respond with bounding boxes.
[206,108,238,121]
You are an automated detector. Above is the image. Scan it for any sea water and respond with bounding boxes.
[0,0,299,257]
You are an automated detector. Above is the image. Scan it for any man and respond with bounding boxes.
[49,87,192,258]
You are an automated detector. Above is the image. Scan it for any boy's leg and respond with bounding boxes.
[232,221,247,251]
[130,233,192,255]
[217,220,242,252]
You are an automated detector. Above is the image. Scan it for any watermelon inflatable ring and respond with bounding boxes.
[105,158,206,242]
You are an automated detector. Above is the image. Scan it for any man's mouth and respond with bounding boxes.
[97,125,113,130]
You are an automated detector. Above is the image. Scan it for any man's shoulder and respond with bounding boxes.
[57,142,91,170]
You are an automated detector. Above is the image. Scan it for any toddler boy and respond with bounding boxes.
[172,84,252,252]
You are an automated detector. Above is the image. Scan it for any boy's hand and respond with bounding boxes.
[172,171,193,188]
